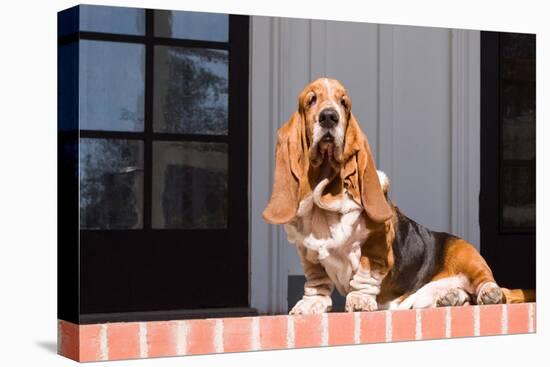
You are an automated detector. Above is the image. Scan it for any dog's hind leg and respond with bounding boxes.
[441,239,504,305]
[396,275,472,309]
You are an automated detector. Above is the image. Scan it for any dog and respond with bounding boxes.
[262,77,534,314]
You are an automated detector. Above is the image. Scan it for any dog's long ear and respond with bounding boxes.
[348,112,393,223]
[262,112,306,224]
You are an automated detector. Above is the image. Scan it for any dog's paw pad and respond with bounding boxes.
[477,282,503,305]
[345,291,377,312]
[289,295,332,315]
[436,288,470,307]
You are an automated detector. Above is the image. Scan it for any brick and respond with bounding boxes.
[421,307,446,340]
[185,319,217,355]
[451,306,474,338]
[360,311,386,343]
[507,303,530,334]
[328,312,354,346]
[79,324,102,362]
[259,315,287,350]
[223,317,253,353]
[531,303,537,333]
[392,309,416,342]
[58,320,79,361]
[107,322,140,360]
[479,304,502,336]
[147,321,177,358]
[293,314,322,348]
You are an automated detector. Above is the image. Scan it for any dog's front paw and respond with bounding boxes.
[289,295,332,315]
[345,291,377,312]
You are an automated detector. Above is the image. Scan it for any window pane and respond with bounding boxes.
[80,40,145,131]
[154,10,228,42]
[152,141,228,229]
[80,139,144,229]
[499,32,535,229]
[501,33,536,59]
[80,5,145,35]
[154,47,228,134]
[501,34,536,161]
[502,76,535,162]
[501,164,535,228]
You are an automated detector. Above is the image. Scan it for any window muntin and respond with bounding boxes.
[75,8,233,231]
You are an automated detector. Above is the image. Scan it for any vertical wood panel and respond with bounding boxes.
[310,20,327,79]
[281,18,315,278]
[390,25,452,231]
[378,24,395,173]
[325,21,379,157]
[250,16,287,314]
[451,29,480,249]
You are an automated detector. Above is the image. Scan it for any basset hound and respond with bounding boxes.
[263,77,534,314]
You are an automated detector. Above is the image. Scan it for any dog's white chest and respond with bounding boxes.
[284,190,368,295]
[318,233,363,295]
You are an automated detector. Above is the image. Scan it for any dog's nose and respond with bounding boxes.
[319,108,339,128]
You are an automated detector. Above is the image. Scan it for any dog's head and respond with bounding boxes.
[262,77,392,225]
[299,78,349,168]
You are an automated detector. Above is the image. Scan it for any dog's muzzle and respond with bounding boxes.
[310,108,344,167]
[318,133,335,158]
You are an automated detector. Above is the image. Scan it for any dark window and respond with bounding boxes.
[480,32,535,289]
[499,33,536,230]
[58,5,251,323]
[80,138,145,229]
[152,141,228,229]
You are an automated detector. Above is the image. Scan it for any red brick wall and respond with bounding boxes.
[58,303,536,362]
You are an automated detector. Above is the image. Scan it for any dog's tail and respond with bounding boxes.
[501,288,536,303]
[377,170,390,196]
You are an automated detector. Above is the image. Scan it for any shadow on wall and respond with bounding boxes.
[288,275,346,312]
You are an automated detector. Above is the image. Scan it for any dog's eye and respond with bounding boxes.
[341,97,347,108]
[308,94,317,106]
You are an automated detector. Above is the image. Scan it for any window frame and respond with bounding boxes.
[58,7,251,324]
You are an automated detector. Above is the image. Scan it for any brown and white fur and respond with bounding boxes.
[263,77,534,314]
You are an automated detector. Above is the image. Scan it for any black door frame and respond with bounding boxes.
[58,7,253,324]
